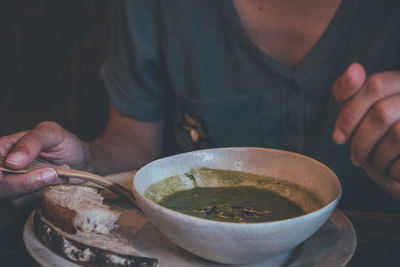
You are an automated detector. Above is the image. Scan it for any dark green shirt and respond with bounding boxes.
[101,0,400,212]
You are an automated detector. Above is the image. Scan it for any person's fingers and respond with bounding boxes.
[332,62,366,107]
[0,131,29,157]
[332,63,367,144]
[5,122,65,169]
[0,168,58,199]
[350,95,400,166]
[10,173,68,207]
[10,190,43,208]
[371,121,400,172]
[333,71,400,144]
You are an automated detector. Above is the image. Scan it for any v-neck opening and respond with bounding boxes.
[221,0,360,82]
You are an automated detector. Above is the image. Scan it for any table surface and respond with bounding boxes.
[0,200,399,267]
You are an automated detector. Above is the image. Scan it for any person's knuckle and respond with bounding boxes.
[365,74,386,96]
[37,121,63,134]
[37,120,57,129]
[371,101,394,125]
[36,121,64,143]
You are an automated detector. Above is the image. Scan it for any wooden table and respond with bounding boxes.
[0,201,399,267]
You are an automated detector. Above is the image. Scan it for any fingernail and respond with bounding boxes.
[351,154,361,167]
[41,168,58,183]
[333,129,346,144]
[6,152,24,166]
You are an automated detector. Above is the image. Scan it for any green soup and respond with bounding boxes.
[158,186,306,223]
[145,168,323,223]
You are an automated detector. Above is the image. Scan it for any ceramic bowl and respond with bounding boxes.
[132,147,342,264]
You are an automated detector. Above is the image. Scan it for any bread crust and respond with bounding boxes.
[39,184,107,234]
[39,192,77,234]
[34,209,158,267]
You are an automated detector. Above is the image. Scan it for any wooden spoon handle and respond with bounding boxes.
[53,167,137,205]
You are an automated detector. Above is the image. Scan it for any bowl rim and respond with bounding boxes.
[132,147,342,226]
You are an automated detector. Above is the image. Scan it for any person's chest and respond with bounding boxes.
[232,0,343,68]
[160,0,400,151]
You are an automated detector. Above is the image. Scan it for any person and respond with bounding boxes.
[1,0,400,212]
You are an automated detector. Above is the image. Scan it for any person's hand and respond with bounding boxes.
[332,62,400,201]
[0,121,87,207]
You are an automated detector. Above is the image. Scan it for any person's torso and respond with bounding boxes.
[156,0,400,211]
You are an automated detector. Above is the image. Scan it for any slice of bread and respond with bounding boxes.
[39,184,121,235]
[34,184,159,266]
[34,209,158,267]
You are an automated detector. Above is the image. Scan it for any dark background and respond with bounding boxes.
[0,1,111,265]
[0,0,111,141]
